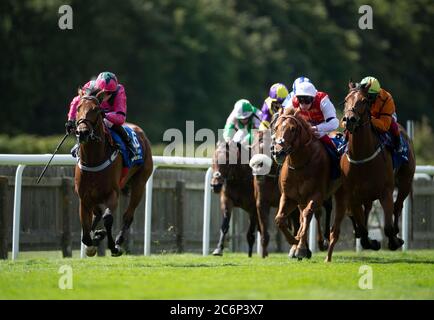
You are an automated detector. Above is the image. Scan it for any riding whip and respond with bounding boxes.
[36,133,70,184]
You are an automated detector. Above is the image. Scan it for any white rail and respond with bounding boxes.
[1,154,433,259]
[0,154,212,260]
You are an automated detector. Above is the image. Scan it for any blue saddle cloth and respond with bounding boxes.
[331,134,347,156]
[378,132,409,170]
[109,126,144,168]
[332,132,409,170]
[323,135,345,180]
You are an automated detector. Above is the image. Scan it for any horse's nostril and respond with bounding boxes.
[349,117,357,123]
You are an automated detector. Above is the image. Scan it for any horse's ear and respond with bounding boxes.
[95,90,105,103]
[78,86,84,97]
[348,80,356,90]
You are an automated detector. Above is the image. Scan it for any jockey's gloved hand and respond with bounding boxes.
[65,120,76,135]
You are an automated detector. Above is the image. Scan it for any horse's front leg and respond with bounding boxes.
[295,198,318,260]
[321,197,333,250]
[90,207,106,247]
[103,190,122,257]
[255,187,270,258]
[381,191,404,250]
[246,209,257,258]
[275,194,298,250]
[79,201,96,257]
[212,196,233,256]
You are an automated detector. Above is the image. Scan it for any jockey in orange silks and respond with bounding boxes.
[360,76,401,152]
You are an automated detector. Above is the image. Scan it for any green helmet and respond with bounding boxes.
[234,99,255,120]
[360,76,381,94]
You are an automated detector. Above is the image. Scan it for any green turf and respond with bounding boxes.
[1,250,433,299]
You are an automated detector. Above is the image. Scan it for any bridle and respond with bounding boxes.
[343,89,384,164]
[272,114,313,160]
[342,90,372,133]
[76,96,104,142]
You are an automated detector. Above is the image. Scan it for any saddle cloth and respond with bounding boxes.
[109,126,144,168]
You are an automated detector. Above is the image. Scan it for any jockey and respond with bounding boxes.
[223,99,262,145]
[288,81,339,149]
[65,72,137,156]
[259,83,289,130]
[360,76,401,152]
[282,76,311,108]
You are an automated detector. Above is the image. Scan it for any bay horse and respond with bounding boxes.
[74,90,153,257]
[271,107,343,259]
[326,82,416,262]
[210,140,258,257]
[250,130,332,258]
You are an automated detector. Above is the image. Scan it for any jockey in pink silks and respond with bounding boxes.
[65,71,136,156]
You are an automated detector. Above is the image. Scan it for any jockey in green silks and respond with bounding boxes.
[223,99,262,145]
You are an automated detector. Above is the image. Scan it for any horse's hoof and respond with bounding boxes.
[306,248,312,259]
[288,246,297,258]
[111,245,124,257]
[318,239,329,252]
[86,246,97,257]
[295,247,309,259]
[212,248,223,256]
[370,239,381,251]
[388,237,404,251]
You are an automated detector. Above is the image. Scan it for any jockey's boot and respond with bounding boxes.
[111,124,137,157]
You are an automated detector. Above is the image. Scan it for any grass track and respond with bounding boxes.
[1,250,433,299]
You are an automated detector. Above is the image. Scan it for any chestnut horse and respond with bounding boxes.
[74,92,153,257]
[250,130,332,258]
[326,82,416,261]
[210,141,258,257]
[272,108,343,259]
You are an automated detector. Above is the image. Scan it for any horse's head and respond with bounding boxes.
[271,107,311,165]
[342,81,372,133]
[75,90,105,144]
[210,140,246,193]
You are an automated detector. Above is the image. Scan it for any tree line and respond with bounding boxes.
[1,0,433,147]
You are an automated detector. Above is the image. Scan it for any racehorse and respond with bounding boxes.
[74,90,153,257]
[326,82,416,262]
[271,107,342,259]
[250,130,332,258]
[210,140,258,257]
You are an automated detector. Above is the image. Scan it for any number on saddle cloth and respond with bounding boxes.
[109,126,144,168]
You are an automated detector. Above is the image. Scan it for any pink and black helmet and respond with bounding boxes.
[95,71,118,92]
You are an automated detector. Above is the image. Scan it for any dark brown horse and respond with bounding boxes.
[271,107,342,259]
[74,91,153,257]
[326,82,416,261]
[210,141,258,257]
[250,130,332,258]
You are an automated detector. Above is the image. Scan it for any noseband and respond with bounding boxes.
[272,115,311,157]
[76,96,103,142]
[343,91,372,132]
